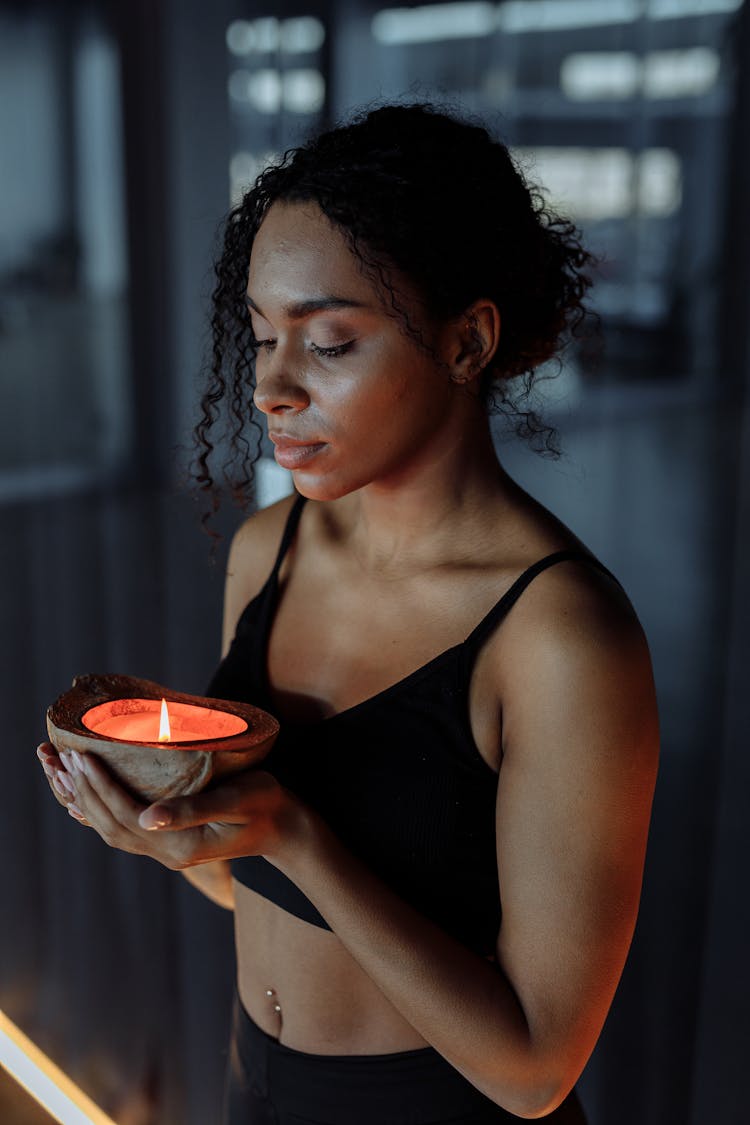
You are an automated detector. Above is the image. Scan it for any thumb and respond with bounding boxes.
[138,781,252,831]
[139,804,175,830]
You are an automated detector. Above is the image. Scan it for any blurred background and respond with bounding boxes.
[1,1,748,1122]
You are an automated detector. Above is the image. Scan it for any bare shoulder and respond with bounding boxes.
[221,492,298,655]
[494,554,659,779]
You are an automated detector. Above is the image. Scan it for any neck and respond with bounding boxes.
[341,413,515,576]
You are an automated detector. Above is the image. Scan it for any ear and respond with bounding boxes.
[449,299,501,386]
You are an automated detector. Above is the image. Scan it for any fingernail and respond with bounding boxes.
[52,775,70,800]
[68,804,84,820]
[61,751,79,776]
[42,762,54,778]
[71,751,85,773]
[140,807,171,830]
[58,772,76,797]
[36,745,49,761]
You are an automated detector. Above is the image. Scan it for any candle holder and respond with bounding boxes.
[47,673,279,803]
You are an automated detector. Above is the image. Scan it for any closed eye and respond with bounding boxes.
[310,341,355,358]
[250,338,355,358]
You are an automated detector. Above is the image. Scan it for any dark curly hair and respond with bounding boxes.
[193,102,594,519]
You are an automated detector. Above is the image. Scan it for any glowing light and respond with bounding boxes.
[372,0,743,45]
[283,69,325,113]
[226,20,256,55]
[514,147,682,220]
[251,17,281,53]
[643,48,720,98]
[228,68,282,112]
[158,698,171,742]
[562,48,720,101]
[227,16,325,56]
[649,0,742,18]
[0,1008,119,1124]
[561,53,641,100]
[498,0,638,33]
[498,0,741,33]
[280,17,326,53]
[372,3,495,45]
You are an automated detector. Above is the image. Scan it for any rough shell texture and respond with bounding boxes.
[46,673,280,803]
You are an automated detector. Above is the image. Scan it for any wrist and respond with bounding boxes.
[266,796,331,878]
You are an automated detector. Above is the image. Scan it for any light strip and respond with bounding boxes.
[371,0,744,44]
[0,1009,119,1125]
[372,3,495,44]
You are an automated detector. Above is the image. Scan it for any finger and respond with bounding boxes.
[37,742,63,781]
[67,803,91,826]
[39,756,73,809]
[138,771,276,832]
[63,751,147,825]
[37,742,57,765]
[59,750,140,842]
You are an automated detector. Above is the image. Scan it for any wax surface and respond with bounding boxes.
[82,698,247,744]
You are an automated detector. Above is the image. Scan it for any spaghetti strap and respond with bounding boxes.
[465,549,620,651]
[269,493,307,580]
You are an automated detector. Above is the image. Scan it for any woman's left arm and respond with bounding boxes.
[267,580,659,1118]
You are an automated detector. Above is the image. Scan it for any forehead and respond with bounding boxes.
[248,201,371,306]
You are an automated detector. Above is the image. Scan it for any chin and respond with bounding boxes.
[291,469,363,503]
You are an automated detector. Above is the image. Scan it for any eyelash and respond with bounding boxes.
[251,338,354,359]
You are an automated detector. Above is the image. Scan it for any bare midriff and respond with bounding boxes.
[234,881,432,1054]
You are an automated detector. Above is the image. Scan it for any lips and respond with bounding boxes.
[269,433,326,470]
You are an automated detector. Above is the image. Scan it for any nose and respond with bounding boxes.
[253,355,310,416]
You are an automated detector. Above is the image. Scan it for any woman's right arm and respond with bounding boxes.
[179,494,298,911]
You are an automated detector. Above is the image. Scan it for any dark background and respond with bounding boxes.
[1,1,749,1123]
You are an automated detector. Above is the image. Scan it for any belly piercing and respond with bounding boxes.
[266,987,283,1017]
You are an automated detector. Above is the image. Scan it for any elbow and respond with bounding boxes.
[513,1095,570,1121]
[500,1082,572,1121]
[482,1060,576,1120]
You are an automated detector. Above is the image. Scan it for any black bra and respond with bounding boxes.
[207,495,618,955]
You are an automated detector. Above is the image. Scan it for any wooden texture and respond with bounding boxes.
[46,673,279,802]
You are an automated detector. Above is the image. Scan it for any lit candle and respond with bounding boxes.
[47,673,279,803]
[81,697,248,744]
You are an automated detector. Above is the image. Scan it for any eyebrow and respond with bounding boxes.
[245,294,370,319]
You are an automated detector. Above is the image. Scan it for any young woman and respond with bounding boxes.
[38,104,659,1124]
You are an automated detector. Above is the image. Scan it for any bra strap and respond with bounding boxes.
[269,492,307,580]
[464,549,620,651]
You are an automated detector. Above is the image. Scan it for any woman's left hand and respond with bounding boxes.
[41,744,307,870]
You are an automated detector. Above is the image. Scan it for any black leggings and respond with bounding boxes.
[222,991,588,1125]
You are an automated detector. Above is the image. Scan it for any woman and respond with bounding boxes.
[38,104,659,1123]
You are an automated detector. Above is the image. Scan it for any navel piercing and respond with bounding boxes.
[264,988,282,1013]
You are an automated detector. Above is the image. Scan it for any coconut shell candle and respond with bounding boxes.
[47,673,279,803]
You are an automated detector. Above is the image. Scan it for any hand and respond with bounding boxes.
[37,742,90,825]
[36,743,307,871]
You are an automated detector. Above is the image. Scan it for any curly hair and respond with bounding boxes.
[193,102,594,519]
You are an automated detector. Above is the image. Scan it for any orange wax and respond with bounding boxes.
[81,698,247,744]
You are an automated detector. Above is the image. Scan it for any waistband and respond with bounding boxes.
[229,989,508,1123]
[228,990,587,1124]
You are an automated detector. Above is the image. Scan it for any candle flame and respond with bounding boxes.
[158,698,171,742]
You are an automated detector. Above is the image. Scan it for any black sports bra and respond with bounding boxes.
[207,495,617,955]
